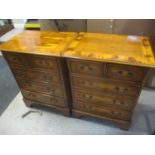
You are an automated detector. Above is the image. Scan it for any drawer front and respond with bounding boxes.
[18,80,63,97]
[27,55,58,70]
[3,52,29,67]
[72,76,139,97]
[106,64,147,82]
[74,102,131,121]
[13,68,60,84]
[22,90,66,107]
[68,59,105,77]
[73,90,136,111]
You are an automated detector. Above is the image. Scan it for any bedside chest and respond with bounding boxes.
[0,31,77,116]
[64,32,155,129]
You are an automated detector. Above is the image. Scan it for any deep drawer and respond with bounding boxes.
[73,89,136,111]
[12,68,60,84]
[68,59,105,77]
[18,80,64,97]
[74,102,131,121]
[106,63,148,82]
[22,90,66,107]
[72,76,140,97]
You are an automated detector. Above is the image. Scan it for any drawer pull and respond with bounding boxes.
[78,80,93,86]
[43,75,50,80]
[123,88,128,95]
[118,70,123,74]
[111,111,121,115]
[115,86,119,92]
[83,94,93,99]
[80,65,93,71]
[113,99,124,105]
[46,87,55,91]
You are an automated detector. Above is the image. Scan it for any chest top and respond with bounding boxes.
[0,30,77,56]
[63,32,155,68]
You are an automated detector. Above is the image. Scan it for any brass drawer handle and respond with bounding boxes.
[111,111,120,115]
[47,87,55,92]
[43,75,50,80]
[78,80,93,86]
[115,86,119,93]
[80,65,84,69]
[83,94,93,99]
[80,65,93,71]
[113,99,124,105]
[118,70,123,74]
[123,88,128,95]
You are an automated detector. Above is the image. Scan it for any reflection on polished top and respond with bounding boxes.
[0,31,77,56]
[0,31,155,68]
[64,32,155,68]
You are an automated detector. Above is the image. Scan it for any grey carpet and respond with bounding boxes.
[0,56,19,115]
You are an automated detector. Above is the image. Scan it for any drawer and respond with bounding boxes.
[68,59,105,77]
[27,55,58,70]
[73,89,136,111]
[18,80,64,97]
[22,90,66,107]
[72,76,140,97]
[74,102,131,121]
[3,52,29,67]
[106,63,148,82]
[12,68,60,84]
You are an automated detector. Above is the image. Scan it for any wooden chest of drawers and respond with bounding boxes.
[67,59,149,129]
[64,32,155,129]
[1,31,155,130]
[3,52,72,115]
[0,31,77,116]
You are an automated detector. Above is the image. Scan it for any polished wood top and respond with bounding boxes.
[1,31,155,68]
[63,32,155,68]
[0,30,77,56]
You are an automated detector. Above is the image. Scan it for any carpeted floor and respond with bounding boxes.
[0,56,19,115]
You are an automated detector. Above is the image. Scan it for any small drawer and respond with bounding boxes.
[106,63,148,82]
[22,90,66,107]
[73,89,136,111]
[27,55,58,70]
[74,102,131,121]
[72,76,140,97]
[12,68,60,84]
[18,80,63,97]
[68,59,105,77]
[3,52,29,67]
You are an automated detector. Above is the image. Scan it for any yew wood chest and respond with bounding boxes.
[0,31,77,116]
[63,32,155,129]
[0,31,155,130]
